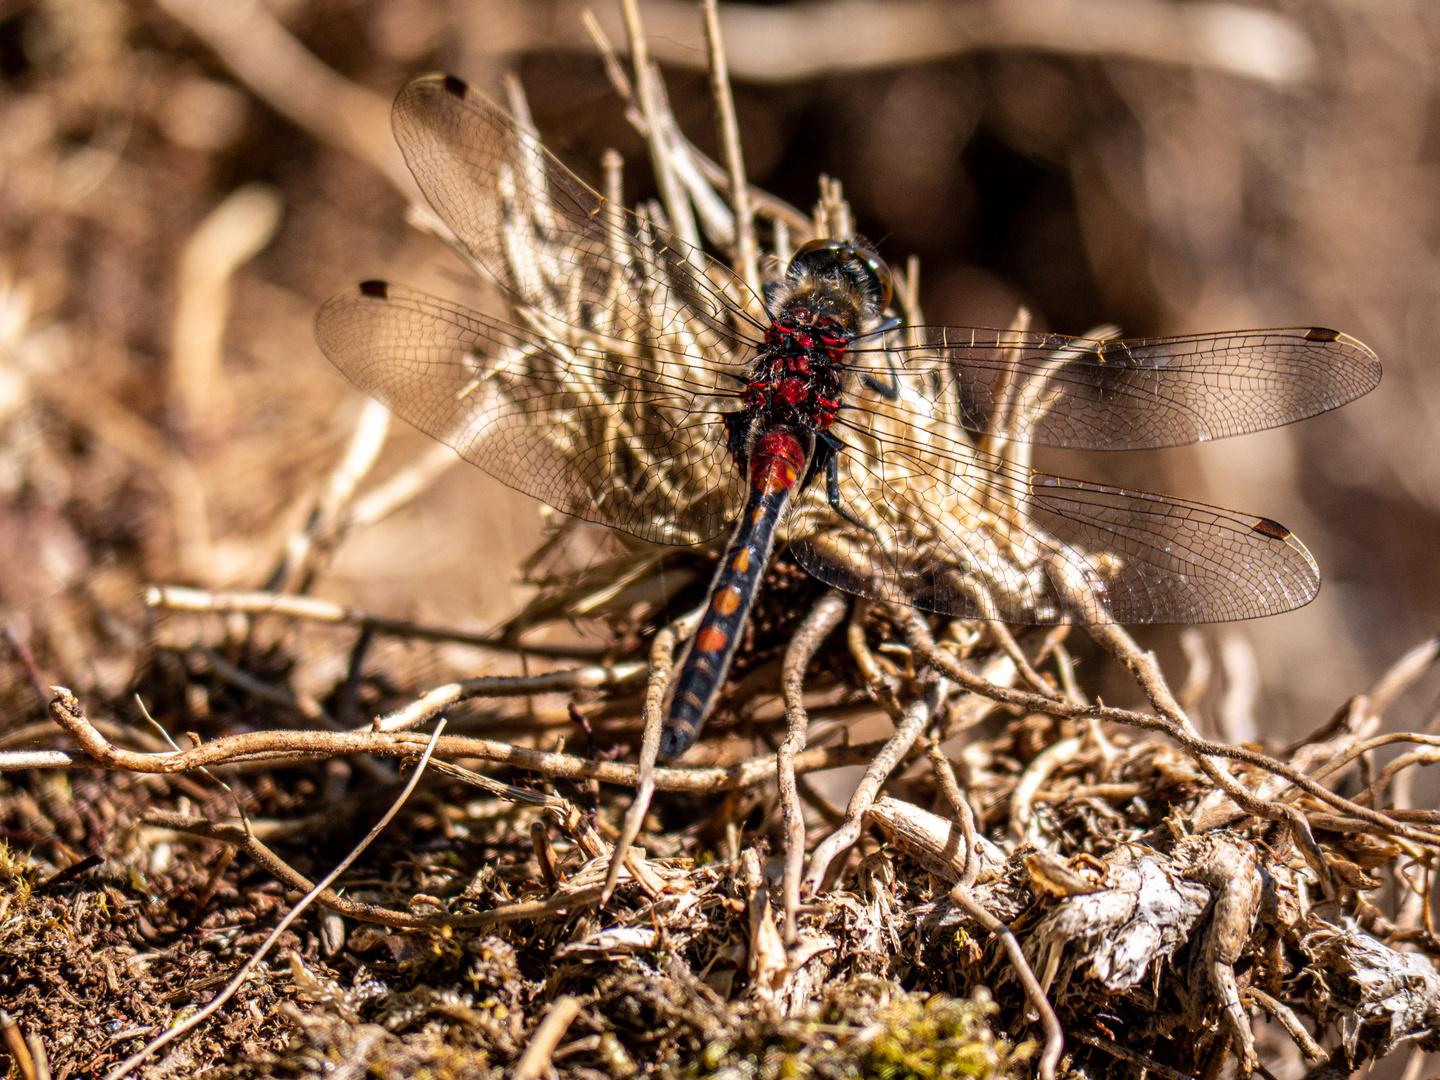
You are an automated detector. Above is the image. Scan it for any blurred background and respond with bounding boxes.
[0,0,1436,744]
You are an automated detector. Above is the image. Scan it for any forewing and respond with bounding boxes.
[783,410,1319,624]
[847,326,1381,449]
[315,282,742,546]
[391,74,764,348]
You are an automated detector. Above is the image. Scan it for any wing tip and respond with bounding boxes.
[1302,326,1384,390]
[441,74,469,99]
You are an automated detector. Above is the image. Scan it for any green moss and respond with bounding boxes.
[833,988,1032,1080]
[690,980,1031,1080]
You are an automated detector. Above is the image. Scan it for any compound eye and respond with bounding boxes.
[793,238,845,259]
[787,238,846,279]
[855,250,893,311]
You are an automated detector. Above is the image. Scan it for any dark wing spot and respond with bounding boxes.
[1303,327,1340,342]
[358,280,389,299]
[1251,517,1291,540]
[442,75,468,98]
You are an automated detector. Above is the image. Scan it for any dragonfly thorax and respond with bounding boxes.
[737,315,849,442]
[727,242,895,472]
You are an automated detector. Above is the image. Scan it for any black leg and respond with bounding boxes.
[821,438,876,535]
[859,368,901,401]
[855,323,903,400]
[856,315,903,339]
[815,433,901,583]
[724,410,751,465]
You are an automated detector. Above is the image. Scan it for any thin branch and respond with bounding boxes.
[922,739,979,888]
[32,686,886,790]
[1363,746,1440,809]
[104,721,446,1080]
[985,621,1055,696]
[898,613,1440,848]
[948,880,1063,1080]
[779,590,848,942]
[701,0,759,296]
[620,0,699,256]
[371,664,647,733]
[145,585,608,660]
[803,676,946,895]
[1307,732,1440,786]
[1085,622,1255,817]
[603,620,677,901]
[1244,988,1326,1063]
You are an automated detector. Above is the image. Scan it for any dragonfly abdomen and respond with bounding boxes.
[661,429,810,760]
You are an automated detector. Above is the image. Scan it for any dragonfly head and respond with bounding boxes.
[775,239,893,332]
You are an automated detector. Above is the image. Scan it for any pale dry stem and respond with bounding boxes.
[170,183,284,444]
[900,611,1440,849]
[104,721,446,1080]
[603,620,678,901]
[778,590,849,942]
[512,997,585,1080]
[270,397,390,593]
[563,1,1316,88]
[803,675,948,895]
[21,687,885,789]
[146,585,611,660]
[1,1011,36,1080]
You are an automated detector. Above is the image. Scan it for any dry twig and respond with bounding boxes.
[104,721,446,1080]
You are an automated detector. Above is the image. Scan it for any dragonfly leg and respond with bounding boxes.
[818,433,891,563]
[859,370,901,401]
[855,314,903,339]
[724,409,751,467]
[848,315,902,401]
[854,325,903,400]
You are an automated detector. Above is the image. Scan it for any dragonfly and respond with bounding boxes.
[316,75,1381,759]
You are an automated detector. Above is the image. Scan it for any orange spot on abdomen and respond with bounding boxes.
[695,627,730,653]
[712,587,742,616]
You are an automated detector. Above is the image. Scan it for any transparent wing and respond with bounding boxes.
[391,74,767,350]
[783,403,1320,625]
[315,282,744,546]
[847,325,1381,449]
